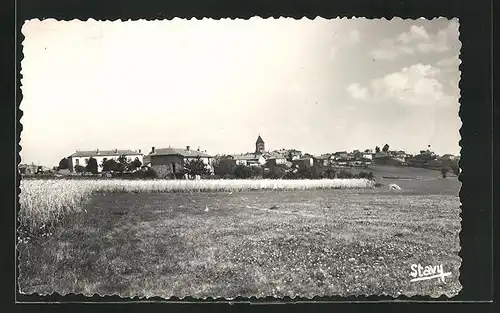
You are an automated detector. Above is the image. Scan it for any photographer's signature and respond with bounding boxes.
[410,264,452,283]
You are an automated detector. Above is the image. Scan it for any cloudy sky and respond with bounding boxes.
[21,17,461,166]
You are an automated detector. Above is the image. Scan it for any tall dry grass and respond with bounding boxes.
[18,178,375,236]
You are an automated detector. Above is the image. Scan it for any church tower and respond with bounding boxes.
[255,135,265,154]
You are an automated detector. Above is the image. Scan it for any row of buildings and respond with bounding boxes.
[51,135,458,177]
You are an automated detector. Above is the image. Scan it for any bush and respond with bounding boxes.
[250,166,264,178]
[233,165,254,179]
[74,165,85,173]
[357,171,374,180]
[213,157,237,177]
[263,166,286,179]
[184,157,212,176]
[441,167,448,178]
[337,170,353,179]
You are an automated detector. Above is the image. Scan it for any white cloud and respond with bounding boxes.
[437,56,461,68]
[347,64,457,107]
[397,25,429,44]
[370,20,459,61]
[349,29,360,44]
[347,83,369,100]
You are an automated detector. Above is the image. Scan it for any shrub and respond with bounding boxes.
[86,157,99,174]
[357,171,374,180]
[441,167,448,178]
[74,165,85,173]
[213,156,237,177]
[184,157,212,176]
[233,165,253,179]
[263,166,286,179]
[337,170,353,179]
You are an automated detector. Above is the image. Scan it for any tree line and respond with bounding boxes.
[58,156,142,174]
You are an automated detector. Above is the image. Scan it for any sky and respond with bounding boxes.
[20,17,461,166]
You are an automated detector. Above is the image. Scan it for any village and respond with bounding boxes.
[19,135,460,179]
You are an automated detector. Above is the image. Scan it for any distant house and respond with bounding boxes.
[264,151,287,165]
[293,157,314,169]
[233,153,266,167]
[18,164,39,175]
[314,154,332,167]
[67,149,144,173]
[362,152,373,160]
[439,154,458,161]
[372,151,398,165]
[275,149,302,160]
[333,151,349,161]
[149,146,214,178]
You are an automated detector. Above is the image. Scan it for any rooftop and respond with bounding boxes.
[69,149,142,158]
[232,153,262,160]
[150,147,213,158]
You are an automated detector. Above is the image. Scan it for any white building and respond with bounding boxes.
[68,149,144,172]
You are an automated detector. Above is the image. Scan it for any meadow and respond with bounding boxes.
[17,168,462,298]
[18,178,374,237]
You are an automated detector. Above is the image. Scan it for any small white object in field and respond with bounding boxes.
[389,183,402,190]
[228,191,233,195]
[204,206,209,212]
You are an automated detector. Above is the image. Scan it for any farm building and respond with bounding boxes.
[149,146,214,178]
[67,149,144,173]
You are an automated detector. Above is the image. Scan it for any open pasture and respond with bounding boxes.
[18,178,374,235]
[18,176,461,298]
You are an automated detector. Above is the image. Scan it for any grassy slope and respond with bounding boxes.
[18,178,462,298]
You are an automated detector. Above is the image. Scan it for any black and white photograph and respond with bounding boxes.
[18,17,462,299]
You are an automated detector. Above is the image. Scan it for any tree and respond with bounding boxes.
[102,159,120,172]
[325,165,336,179]
[74,164,85,173]
[117,155,130,172]
[184,157,211,177]
[85,157,98,174]
[382,144,390,152]
[375,146,381,153]
[233,164,253,179]
[213,155,236,176]
[441,167,448,178]
[58,158,69,170]
[129,157,142,172]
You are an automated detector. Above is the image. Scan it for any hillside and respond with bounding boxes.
[359,165,457,180]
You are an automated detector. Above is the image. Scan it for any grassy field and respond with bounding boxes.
[18,174,462,298]
[18,178,373,237]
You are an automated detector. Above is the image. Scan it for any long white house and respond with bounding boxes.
[68,149,144,172]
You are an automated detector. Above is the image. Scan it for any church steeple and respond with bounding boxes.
[255,135,265,154]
